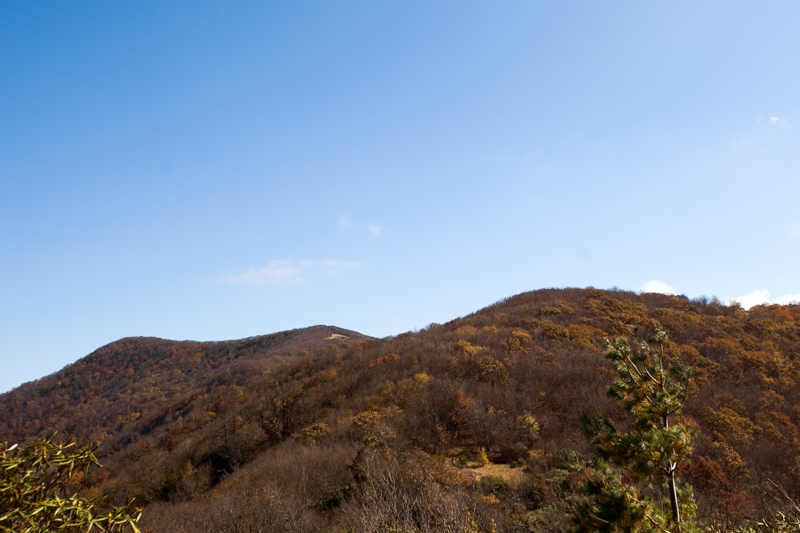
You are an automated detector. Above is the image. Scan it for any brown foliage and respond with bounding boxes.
[5,288,800,529]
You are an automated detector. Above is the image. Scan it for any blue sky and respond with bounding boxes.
[2,1,799,393]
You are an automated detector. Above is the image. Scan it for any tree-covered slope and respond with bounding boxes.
[5,288,800,532]
[0,325,367,452]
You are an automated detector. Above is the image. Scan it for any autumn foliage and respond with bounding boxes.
[2,288,800,531]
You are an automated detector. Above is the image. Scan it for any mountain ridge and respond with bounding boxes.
[4,288,800,531]
[0,325,369,450]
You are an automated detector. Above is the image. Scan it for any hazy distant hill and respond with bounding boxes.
[4,289,800,532]
[0,325,367,451]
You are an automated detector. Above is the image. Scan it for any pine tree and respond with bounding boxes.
[575,327,696,532]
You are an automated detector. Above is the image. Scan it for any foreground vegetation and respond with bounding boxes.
[3,288,800,531]
[0,436,141,532]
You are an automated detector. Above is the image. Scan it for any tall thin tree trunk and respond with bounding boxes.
[664,415,681,531]
[668,468,681,531]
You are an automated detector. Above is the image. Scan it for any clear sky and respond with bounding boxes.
[2,1,799,393]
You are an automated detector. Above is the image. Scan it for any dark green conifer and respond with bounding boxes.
[575,327,696,532]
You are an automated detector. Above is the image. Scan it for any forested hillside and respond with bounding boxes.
[3,288,800,532]
[0,325,366,454]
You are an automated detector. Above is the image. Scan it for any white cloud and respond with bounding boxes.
[640,281,675,295]
[368,225,382,237]
[729,289,771,309]
[727,289,800,309]
[337,213,353,227]
[775,293,800,305]
[220,259,361,286]
[755,115,790,127]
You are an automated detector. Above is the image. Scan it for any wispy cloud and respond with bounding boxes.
[220,259,361,286]
[756,115,790,127]
[728,289,800,309]
[336,213,383,237]
[337,213,354,227]
[640,280,675,295]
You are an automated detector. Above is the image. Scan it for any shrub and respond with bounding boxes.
[454,340,487,357]
[0,434,142,533]
[476,356,509,384]
[476,448,489,466]
[477,475,509,497]
[302,422,331,443]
